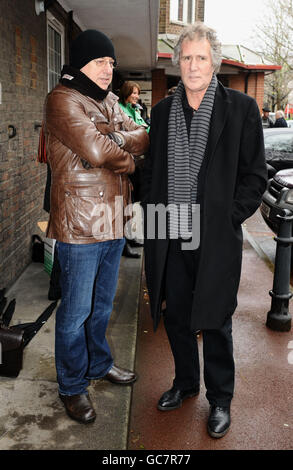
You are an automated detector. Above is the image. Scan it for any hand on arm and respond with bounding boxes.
[45,90,136,174]
[117,108,149,157]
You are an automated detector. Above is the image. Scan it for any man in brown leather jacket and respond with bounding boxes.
[44,29,149,424]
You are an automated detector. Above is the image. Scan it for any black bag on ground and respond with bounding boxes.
[0,292,57,378]
[31,234,44,263]
[0,323,24,378]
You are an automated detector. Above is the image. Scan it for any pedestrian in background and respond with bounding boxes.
[119,81,150,132]
[119,81,149,257]
[274,110,288,127]
[44,29,149,424]
[166,86,177,96]
[261,106,274,128]
[142,22,267,438]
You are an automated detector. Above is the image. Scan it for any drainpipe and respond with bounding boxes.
[244,70,251,94]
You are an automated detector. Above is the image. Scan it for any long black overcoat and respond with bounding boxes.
[142,82,268,331]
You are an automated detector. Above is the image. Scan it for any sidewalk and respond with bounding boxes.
[0,210,292,450]
[0,248,143,450]
[128,210,293,450]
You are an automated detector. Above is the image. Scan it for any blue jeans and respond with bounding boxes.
[55,238,125,396]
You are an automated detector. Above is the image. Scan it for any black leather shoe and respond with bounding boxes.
[157,386,199,411]
[59,393,96,424]
[207,405,231,438]
[122,243,141,258]
[104,365,137,384]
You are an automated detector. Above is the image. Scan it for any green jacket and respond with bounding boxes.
[119,101,150,133]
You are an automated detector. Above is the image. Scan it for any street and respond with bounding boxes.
[128,210,293,450]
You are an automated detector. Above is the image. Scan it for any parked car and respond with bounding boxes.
[286,119,293,128]
[263,128,293,175]
[261,131,293,266]
[260,167,293,269]
[260,168,293,234]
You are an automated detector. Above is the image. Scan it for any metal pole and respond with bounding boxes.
[266,209,293,332]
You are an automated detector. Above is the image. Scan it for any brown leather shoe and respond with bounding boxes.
[59,393,96,424]
[104,365,137,384]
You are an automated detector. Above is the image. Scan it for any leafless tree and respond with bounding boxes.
[255,0,293,110]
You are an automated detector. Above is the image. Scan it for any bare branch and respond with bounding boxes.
[254,0,293,109]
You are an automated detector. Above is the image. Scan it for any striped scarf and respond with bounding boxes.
[167,74,217,238]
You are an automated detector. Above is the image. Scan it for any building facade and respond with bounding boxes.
[152,0,205,105]
[155,2,281,110]
[0,0,280,289]
[0,0,81,289]
[159,0,205,35]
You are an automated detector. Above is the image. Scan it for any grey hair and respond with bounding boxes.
[276,110,285,118]
[172,22,222,74]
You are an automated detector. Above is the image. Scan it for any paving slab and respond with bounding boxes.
[0,249,143,450]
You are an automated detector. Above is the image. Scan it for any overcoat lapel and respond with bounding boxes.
[205,83,231,168]
[145,82,267,332]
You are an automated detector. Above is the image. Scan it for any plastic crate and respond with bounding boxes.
[44,238,55,275]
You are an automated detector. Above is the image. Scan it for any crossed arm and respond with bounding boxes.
[45,90,149,174]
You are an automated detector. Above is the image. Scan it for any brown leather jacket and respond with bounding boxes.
[44,85,149,243]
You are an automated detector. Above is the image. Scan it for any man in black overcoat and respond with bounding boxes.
[142,22,267,438]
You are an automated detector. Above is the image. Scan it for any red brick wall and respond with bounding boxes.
[196,0,205,21]
[229,71,265,112]
[159,0,205,34]
[229,73,245,93]
[159,0,168,33]
[0,0,80,289]
[156,0,206,104]
[0,0,48,289]
[248,72,264,112]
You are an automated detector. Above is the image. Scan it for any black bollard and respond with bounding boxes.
[266,209,293,332]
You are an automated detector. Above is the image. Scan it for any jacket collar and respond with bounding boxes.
[105,91,119,108]
[59,65,111,102]
[205,81,231,163]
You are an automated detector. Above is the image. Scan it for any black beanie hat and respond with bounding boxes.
[69,29,116,70]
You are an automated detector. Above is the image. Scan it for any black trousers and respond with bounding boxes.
[164,239,235,406]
